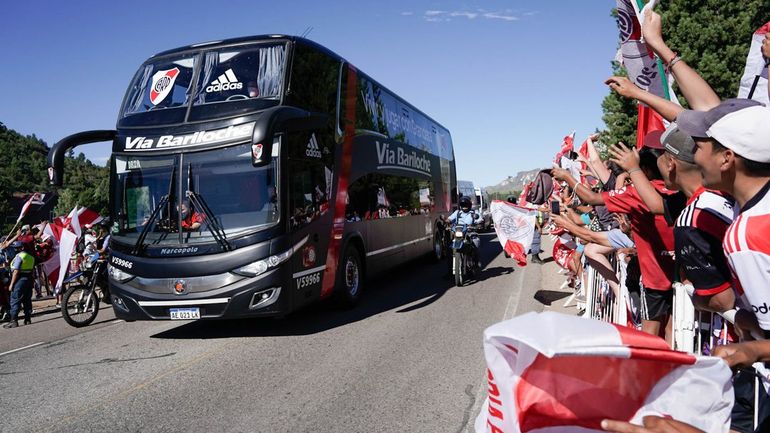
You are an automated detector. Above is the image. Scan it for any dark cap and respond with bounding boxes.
[660,123,696,163]
[641,130,664,150]
[677,98,763,138]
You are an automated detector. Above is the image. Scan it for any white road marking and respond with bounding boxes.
[0,342,44,357]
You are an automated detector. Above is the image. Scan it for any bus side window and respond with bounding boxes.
[288,160,328,229]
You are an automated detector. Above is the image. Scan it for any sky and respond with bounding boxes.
[0,0,620,188]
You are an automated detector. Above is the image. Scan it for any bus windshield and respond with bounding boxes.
[113,143,279,247]
[120,44,287,125]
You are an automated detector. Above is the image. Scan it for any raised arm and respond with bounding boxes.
[551,166,605,206]
[642,9,721,110]
[584,134,611,183]
[608,143,664,214]
[605,76,682,122]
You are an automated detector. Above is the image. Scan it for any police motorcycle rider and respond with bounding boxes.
[447,196,483,271]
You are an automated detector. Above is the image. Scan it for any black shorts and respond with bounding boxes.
[640,287,672,321]
[730,367,770,433]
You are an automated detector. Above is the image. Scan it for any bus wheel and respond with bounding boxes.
[334,246,362,308]
[432,230,444,262]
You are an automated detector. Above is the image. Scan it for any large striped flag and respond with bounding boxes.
[16,192,44,223]
[42,218,80,294]
[475,312,733,433]
[553,132,575,164]
[737,21,770,104]
[490,201,537,266]
[615,0,676,148]
[62,205,102,238]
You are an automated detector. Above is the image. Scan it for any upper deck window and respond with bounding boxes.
[120,55,196,121]
[193,45,285,105]
[118,43,287,126]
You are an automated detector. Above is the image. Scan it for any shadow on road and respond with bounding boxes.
[534,290,571,306]
[152,234,510,340]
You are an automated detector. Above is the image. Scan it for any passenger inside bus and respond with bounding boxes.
[179,200,205,231]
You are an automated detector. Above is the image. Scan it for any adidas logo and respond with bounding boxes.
[305,134,322,158]
[205,69,243,93]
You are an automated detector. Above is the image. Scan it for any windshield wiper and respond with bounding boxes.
[186,163,232,251]
[132,165,176,255]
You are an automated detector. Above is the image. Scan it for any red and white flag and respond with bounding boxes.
[553,132,575,164]
[475,312,733,433]
[490,200,537,266]
[16,192,44,223]
[737,21,770,104]
[62,206,102,237]
[42,220,79,294]
[552,234,577,270]
[636,104,666,150]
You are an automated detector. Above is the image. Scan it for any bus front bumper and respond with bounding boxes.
[108,267,290,320]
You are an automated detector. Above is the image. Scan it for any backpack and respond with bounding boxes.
[525,170,554,205]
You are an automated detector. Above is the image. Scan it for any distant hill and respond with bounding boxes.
[484,169,540,196]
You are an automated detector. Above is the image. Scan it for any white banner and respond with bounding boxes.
[490,201,537,266]
[475,312,733,433]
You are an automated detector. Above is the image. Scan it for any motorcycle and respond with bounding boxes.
[450,223,480,286]
[61,252,111,327]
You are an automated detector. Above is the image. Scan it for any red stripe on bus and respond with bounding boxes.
[320,65,358,299]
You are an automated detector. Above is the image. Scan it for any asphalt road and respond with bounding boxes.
[0,233,546,433]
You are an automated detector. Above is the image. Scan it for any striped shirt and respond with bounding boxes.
[723,180,770,330]
[672,187,734,296]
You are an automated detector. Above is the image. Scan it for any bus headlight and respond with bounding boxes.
[233,248,294,277]
[108,264,134,283]
[234,260,269,277]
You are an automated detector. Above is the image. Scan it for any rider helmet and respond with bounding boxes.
[459,196,472,212]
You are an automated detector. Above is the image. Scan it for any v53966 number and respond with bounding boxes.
[296,272,321,289]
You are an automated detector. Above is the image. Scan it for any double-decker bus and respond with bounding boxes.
[48,35,455,320]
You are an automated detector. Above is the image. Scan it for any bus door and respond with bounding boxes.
[286,131,334,305]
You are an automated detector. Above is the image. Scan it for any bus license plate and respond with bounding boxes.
[169,308,200,320]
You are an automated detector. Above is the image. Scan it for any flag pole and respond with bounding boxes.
[747,58,770,100]
[3,221,22,243]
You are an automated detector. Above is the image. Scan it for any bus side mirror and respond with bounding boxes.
[47,130,116,185]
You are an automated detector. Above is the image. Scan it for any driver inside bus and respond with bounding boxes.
[179,200,205,231]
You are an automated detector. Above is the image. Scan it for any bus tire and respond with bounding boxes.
[432,230,444,262]
[333,245,363,308]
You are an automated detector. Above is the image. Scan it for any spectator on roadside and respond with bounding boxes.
[3,240,35,329]
[552,139,676,343]
[608,123,739,317]
[672,99,770,433]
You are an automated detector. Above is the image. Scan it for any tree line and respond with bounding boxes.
[0,121,109,232]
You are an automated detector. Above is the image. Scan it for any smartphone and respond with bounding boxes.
[550,200,560,215]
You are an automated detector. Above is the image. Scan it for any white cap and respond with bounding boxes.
[708,106,770,163]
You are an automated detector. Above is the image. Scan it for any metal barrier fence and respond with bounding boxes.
[571,253,725,356]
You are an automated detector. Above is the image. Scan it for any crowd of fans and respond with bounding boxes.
[523,9,770,433]
[0,219,110,327]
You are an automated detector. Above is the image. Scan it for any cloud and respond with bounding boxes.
[420,10,518,22]
[450,11,478,19]
[401,11,414,16]
[482,12,518,21]
[523,11,539,17]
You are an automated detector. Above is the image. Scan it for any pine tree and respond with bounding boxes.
[600,1,770,147]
